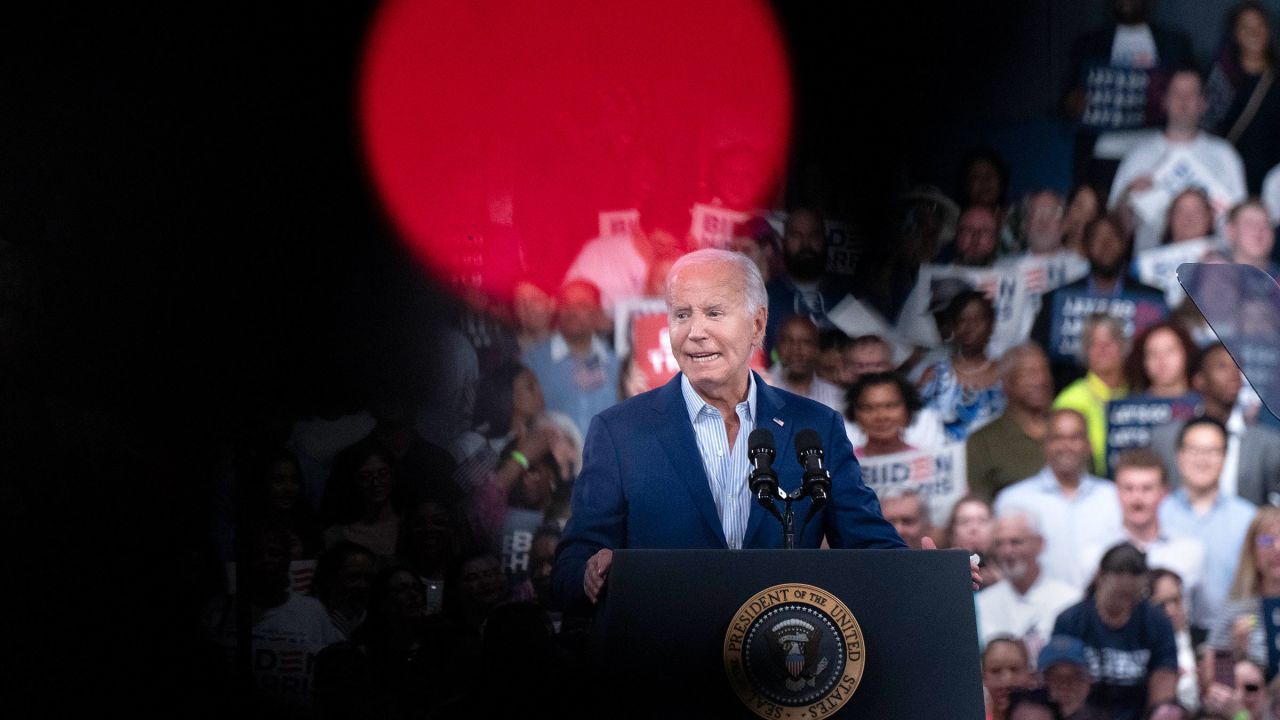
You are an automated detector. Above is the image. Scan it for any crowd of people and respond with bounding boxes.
[198,1,1280,718]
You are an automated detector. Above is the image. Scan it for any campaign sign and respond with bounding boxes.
[1104,395,1199,476]
[1018,252,1091,297]
[1080,63,1151,131]
[858,443,967,528]
[621,300,766,393]
[1130,150,1237,228]
[1135,239,1213,307]
[1263,596,1280,681]
[250,638,319,706]
[632,310,682,390]
[224,559,318,596]
[689,202,748,250]
[896,264,1035,357]
[501,507,543,578]
[826,218,860,278]
[599,208,641,240]
[1046,289,1168,363]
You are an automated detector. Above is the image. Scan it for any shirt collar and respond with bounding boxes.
[1033,466,1101,495]
[549,331,607,363]
[1085,275,1126,297]
[1084,371,1125,401]
[681,372,757,425]
[1170,485,1224,508]
[1227,404,1246,434]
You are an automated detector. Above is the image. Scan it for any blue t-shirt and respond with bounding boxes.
[1053,597,1177,720]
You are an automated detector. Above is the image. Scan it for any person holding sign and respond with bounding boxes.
[1063,0,1194,195]
[1206,506,1280,685]
[1150,342,1280,506]
[846,371,923,458]
[1032,214,1167,393]
[918,290,1007,442]
[1105,322,1200,476]
[1109,69,1247,253]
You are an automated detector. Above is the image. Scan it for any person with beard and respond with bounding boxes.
[976,508,1082,662]
[936,205,1001,267]
[764,207,851,354]
[1031,214,1167,392]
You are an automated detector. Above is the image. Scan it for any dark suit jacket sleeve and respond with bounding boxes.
[821,410,907,549]
[551,413,628,611]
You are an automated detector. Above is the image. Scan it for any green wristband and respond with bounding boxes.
[509,450,530,470]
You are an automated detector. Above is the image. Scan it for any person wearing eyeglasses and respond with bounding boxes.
[1159,417,1257,632]
[1206,507,1280,687]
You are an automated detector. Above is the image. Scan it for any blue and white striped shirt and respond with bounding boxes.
[681,373,757,549]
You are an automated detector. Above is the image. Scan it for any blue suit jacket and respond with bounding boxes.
[551,371,905,610]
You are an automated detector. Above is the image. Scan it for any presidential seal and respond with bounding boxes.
[723,583,864,719]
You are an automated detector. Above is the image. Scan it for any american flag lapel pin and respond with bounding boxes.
[772,417,784,427]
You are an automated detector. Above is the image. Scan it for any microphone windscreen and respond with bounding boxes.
[794,428,823,455]
[748,427,775,453]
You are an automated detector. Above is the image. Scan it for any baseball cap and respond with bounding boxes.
[1037,635,1091,676]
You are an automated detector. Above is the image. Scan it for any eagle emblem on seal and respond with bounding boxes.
[766,617,830,692]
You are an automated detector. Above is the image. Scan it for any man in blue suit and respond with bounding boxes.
[552,248,908,611]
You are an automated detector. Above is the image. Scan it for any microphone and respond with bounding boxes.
[747,428,780,507]
[794,429,831,509]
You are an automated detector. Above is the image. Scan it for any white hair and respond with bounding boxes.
[998,342,1048,380]
[995,505,1043,539]
[665,248,768,315]
[880,484,931,527]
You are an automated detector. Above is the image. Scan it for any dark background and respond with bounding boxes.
[0,0,1249,712]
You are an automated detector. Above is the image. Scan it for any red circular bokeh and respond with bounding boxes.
[359,0,791,304]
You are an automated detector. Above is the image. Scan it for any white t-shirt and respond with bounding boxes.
[1077,531,1207,614]
[976,575,1082,665]
[1109,132,1247,251]
[563,235,648,314]
[994,469,1124,588]
[1111,24,1158,68]
[1262,162,1280,224]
